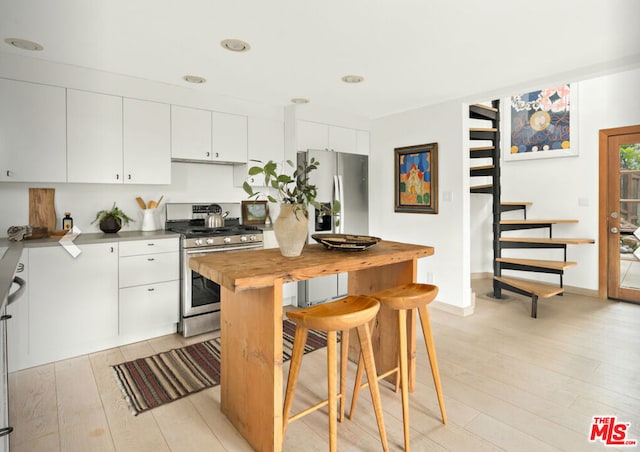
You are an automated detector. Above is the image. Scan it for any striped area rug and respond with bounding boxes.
[112,319,329,415]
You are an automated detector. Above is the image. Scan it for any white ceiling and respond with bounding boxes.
[1,0,639,119]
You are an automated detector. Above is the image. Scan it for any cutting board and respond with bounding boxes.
[29,188,57,232]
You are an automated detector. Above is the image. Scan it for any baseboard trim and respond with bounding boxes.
[562,284,600,298]
[431,298,475,317]
[471,273,600,299]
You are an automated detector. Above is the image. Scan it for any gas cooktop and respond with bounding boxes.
[169,224,261,238]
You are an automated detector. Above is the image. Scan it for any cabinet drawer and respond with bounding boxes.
[119,237,179,256]
[119,280,179,335]
[119,252,179,287]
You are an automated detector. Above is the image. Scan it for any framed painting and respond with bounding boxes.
[242,200,268,225]
[394,142,438,214]
[503,83,578,161]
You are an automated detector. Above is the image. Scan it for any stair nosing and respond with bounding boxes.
[496,257,577,270]
[494,276,564,298]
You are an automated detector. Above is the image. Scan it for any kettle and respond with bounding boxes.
[206,204,229,228]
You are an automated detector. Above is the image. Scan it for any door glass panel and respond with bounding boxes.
[619,143,640,289]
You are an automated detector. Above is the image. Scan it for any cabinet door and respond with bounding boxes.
[28,242,118,364]
[67,89,123,183]
[355,130,370,155]
[296,120,328,151]
[123,98,171,184]
[212,112,248,163]
[119,280,179,335]
[328,125,356,153]
[119,252,179,288]
[171,105,212,161]
[0,78,66,182]
[241,117,285,186]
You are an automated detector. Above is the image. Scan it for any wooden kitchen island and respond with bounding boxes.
[189,240,434,451]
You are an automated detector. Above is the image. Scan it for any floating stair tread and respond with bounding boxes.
[471,104,498,113]
[501,202,533,206]
[500,237,595,245]
[471,165,495,170]
[470,127,498,132]
[471,184,493,192]
[500,219,579,225]
[470,146,495,151]
[495,276,564,298]
[497,258,577,271]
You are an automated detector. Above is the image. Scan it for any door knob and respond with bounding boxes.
[610,227,619,233]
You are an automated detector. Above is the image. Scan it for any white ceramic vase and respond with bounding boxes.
[273,204,308,257]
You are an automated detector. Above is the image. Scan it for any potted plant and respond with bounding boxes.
[92,202,134,233]
[243,159,339,257]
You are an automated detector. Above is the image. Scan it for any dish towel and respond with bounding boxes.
[7,225,32,241]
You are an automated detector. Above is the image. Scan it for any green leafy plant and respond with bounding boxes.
[243,159,340,222]
[92,202,134,227]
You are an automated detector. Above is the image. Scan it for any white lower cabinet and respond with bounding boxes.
[119,280,179,337]
[28,242,119,367]
[118,237,179,341]
[9,237,180,371]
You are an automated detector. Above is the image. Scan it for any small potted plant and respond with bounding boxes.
[244,159,339,256]
[93,202,134,233]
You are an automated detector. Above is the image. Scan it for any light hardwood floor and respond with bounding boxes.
[8,278,640,451]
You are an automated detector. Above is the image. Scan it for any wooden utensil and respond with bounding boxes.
[148,200,157,209]
[29,188,56,232]
[156,195,164,206]
[136,197,146,209]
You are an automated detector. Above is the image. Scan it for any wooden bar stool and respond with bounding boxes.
[283,295,389,452]
[350,283,446,451]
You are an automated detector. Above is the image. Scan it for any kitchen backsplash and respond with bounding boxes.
[0,161,248,236]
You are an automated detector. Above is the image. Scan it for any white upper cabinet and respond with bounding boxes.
[296,120,367,155]
[67,89,123,183]
[328,125,357,153]
[123,98,171,184]
[297,120,329,151]
[212,111,248,164]
[355,129,370,156]
[0,78,67,182]
[171,105,212,161]
[235,117,285,186]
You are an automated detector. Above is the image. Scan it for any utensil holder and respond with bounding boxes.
[141,209,158,231]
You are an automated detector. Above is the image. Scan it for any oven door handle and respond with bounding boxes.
[8,276,26,306]
[184,244,263,255]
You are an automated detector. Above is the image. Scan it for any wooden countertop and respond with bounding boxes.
[189,240,434,291]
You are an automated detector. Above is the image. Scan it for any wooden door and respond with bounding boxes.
[601,125,640,302]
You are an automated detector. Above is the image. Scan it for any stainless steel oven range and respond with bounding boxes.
[165,203,263,337]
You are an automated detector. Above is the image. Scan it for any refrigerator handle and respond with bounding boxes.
[334,175,345,233]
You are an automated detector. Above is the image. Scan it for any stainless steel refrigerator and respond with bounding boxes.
[297,149,369,307]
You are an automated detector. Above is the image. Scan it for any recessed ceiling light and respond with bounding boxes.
[341,75,364,84]
[182,75,207,84]
[4,37,43,51]
[220,39,251,52]
[291,98,310,104]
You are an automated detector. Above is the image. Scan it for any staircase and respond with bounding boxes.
[469,102,594,318]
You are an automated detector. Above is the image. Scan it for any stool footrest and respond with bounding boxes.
[288,393,344,423]
[356,366,399,391]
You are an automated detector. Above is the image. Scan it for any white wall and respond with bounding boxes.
[472,68,640,291]
[0,162,248,234]
[370,102,471,310]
